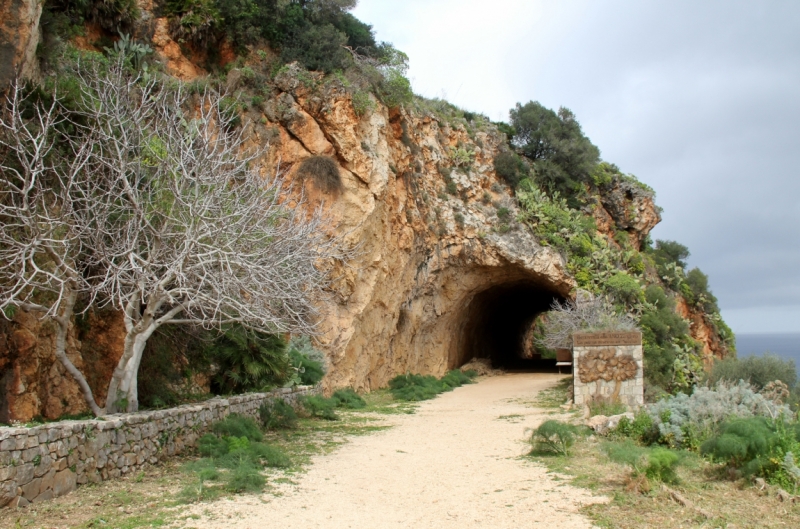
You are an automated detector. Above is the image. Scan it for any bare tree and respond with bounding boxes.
[0,82,104,415]
[1,60,348,415]
[535,297,637,350]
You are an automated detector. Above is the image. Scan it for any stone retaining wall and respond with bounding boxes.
[0,386,316,508]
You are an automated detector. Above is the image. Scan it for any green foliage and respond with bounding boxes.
[647,381,792,450]
[614,410,659,445]
[509,101,600,204]
[287,336,327,386]
[375,66,413,108]
[388,370,476,402]
[493,150,528,188]
[105,33,152,70]
[389,374,446,401]
[684,267,719,312]
[529,420,584,456]
[332,388,366,409]
[645,448,681,483]
[186,414,291,497]
[212,414,263,442]
[225,462,266,492]
[301,395,339,420]
[651,240,690,268]
[351,90,375,116]
[281,23,351,73]
[493,121,516,141]
[297,155,343,192]
[639,285,692,391]
[710,354,798,391]
[605,272,642,305]
[603,440,682,484]
[165,0,220,45]
[699,416,800,491]
[258,398,298,430]
[449,146,475,168]
[205,327,291,394]
[198,434,229,458]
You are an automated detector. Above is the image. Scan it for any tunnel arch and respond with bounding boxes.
[453,279,566,370]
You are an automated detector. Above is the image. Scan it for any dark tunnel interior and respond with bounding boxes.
[458,281,565,370]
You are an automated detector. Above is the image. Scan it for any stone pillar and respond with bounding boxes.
[572,331,644,408]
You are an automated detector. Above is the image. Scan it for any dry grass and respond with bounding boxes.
[532,436,800,528]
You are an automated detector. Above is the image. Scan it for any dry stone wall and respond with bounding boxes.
[0,386,315,508]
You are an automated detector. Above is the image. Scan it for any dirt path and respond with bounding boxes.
[185,373,607,528]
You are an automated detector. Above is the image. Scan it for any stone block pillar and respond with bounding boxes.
[572,331,644,408]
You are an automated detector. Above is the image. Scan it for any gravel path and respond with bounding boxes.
[185,373,606,528]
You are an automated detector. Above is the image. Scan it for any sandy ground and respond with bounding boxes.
[184,373,607,528]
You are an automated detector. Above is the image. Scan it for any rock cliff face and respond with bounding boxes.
[260,66,576,391]
[0,19,695,420]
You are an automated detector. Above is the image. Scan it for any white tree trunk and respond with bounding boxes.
[106,327,155,414]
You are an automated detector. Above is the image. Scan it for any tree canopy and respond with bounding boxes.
[509,101,600,202]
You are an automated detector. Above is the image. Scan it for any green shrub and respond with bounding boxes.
[389,374,444,401]
[165,0,220,45]
[281,23,351,73]
[647,381,791,449]
[645,448,681,483]
[259,398,298,430]
[84,0,140,33]
[288,336,327,386]
[225,462,266,492]
[389,370,475,402]
[198,433,229,458]
[529,420,584,456]
[614,410,659,445]
[376,69,413,108]
[212,414,263,442]
[351,90,374,116]
[701,417,784,479]
[301,395,338,420]
[441,369,475,388]
[710,354,797,391]
[605,272,641,305]
[509,101,599,204]
[493,150,527,188]
[603,440,682,484]
[331,388,366,409]
[297,155,343,193]
[186,414,291,497]
[496,206,511,221]
[205,327,291,394]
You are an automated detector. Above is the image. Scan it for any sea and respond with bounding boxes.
[734,333,800,376]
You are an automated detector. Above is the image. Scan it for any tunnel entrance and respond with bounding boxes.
[457,280,565,371]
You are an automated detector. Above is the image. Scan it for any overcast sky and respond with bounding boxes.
[353,0,800,335]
